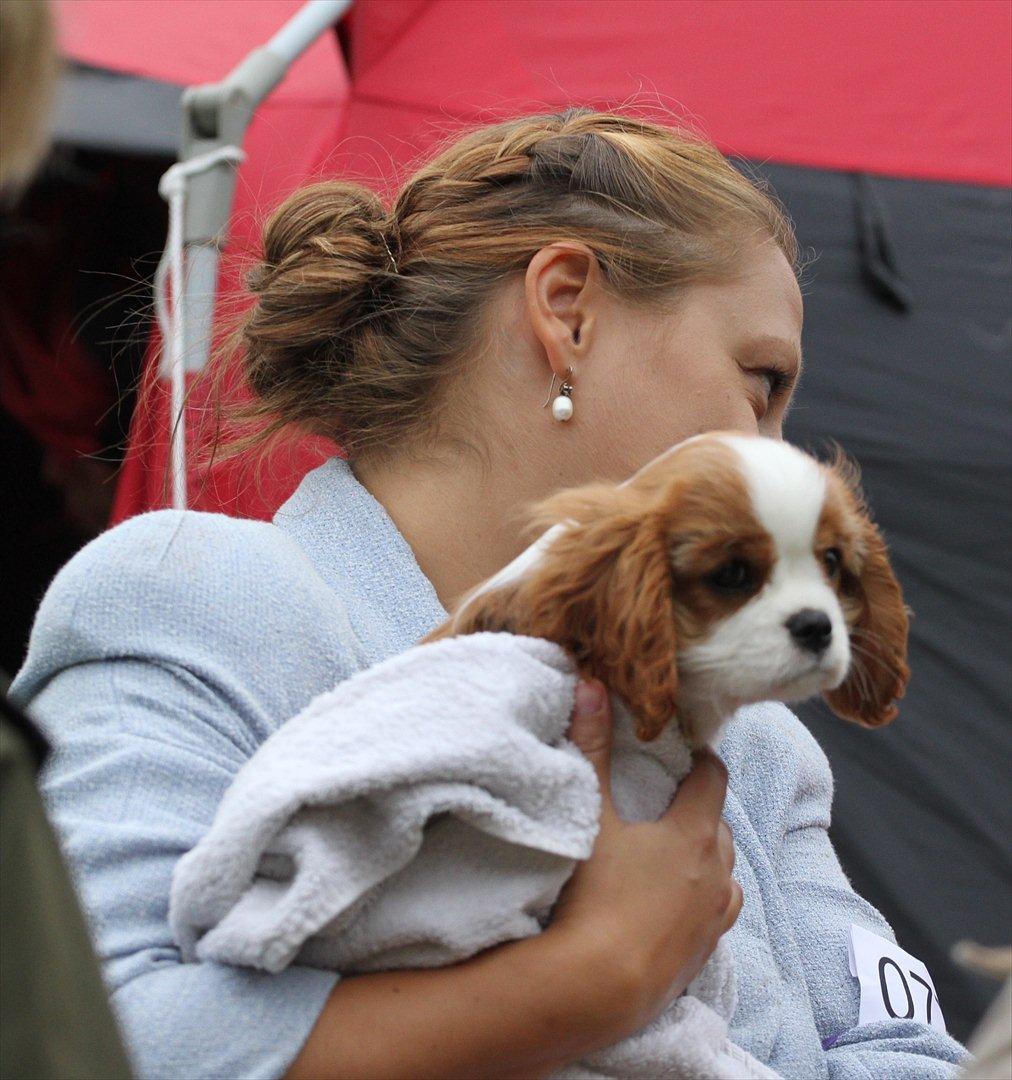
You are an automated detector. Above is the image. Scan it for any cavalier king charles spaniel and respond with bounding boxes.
[424,432,909,747]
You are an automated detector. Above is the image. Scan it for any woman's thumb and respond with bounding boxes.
[569,679,614,796]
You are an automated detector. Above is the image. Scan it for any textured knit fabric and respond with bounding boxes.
[11,456,968,1080]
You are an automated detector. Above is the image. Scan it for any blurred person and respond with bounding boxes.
[8,105,973,1079]
[0,0,57,200]
[0,0,132,1076]
[956,945,1012,1080]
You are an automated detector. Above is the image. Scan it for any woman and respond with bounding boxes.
[11,109,965,1079]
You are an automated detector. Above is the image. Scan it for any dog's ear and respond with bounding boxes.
[515,486,680,741]
[586,511,680,741]
[432,484,681,741]
[822,466,910,727]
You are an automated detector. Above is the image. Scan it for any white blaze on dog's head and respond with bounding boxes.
[658,433,908,738]
[676,435,849,721]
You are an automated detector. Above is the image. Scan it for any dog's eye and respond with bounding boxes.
[707,559,755,592]
[823,547,843,576]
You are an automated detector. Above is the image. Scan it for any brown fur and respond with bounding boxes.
[426,484,678,740]
[426,440,768,740]
[818,456,910,726]
[426,437,909,740]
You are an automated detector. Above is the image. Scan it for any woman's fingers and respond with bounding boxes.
[568,679,614,807]
[717,821,736,871]
[552,708,746,1036]
[723,880,744,932]
[662,749,729,832]
[665,751,740,930]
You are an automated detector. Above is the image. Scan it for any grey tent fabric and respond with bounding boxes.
[52,64,181,157]
[743,159,1011,1042]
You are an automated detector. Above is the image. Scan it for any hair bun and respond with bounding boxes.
[240,181,396,441]
[249,180,389,291]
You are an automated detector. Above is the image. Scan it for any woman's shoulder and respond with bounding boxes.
[29,507,320,622]
[12,509,367,707]
[56,505,296,572]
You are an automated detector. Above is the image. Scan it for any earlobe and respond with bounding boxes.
[823,518,910,727]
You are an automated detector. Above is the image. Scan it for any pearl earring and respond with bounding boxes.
[543,367,575,422]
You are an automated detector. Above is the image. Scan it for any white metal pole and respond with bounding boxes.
[267,0,352,65]
[165,186,187,511]
[157,0,352,509]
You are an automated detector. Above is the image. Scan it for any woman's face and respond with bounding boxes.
[510,236,805,488]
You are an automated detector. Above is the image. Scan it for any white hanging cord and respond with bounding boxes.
[155,145,245,510]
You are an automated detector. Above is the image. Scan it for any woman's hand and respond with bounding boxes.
[545,678,742,1043]
[286,677,739,1080]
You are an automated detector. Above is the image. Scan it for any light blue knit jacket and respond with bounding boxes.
[11,458,967,1080]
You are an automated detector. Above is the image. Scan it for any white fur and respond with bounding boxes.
[678,436,850,739]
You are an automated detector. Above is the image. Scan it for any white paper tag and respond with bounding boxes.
[848,923,946,1033]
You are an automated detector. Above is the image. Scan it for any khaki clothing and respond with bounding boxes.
[1,692,132,1079]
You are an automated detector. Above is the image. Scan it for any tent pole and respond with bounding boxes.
[155,0,352,510]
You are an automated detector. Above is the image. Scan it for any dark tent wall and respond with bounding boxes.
[0,145,170,675]
[52,63,182,156]
[751,160,1011,1040]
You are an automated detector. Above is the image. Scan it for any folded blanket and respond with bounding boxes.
[170,632,779,1079]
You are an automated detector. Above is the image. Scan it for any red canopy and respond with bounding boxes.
[60,0,1012,187]
[55,0,1012,520]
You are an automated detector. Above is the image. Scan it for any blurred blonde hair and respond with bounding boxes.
[0,0,58,196]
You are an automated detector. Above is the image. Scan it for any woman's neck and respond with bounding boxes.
[353,446,553,612]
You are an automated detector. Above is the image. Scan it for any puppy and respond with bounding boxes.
[424,432,909,750]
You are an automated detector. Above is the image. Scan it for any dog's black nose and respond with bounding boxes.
[785,609,833,654]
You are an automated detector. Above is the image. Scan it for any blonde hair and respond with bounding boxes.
[0,0,57,197]
[229,107,799,461]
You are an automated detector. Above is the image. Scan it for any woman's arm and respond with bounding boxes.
[24,658,340,1080]
[10,512,366,1079]
[286,681,742,1080]
[29,659,735,1080]
[285,925,619,1080]
[14,514,738,1079]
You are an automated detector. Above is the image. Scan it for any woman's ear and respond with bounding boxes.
[823,510,910,728]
